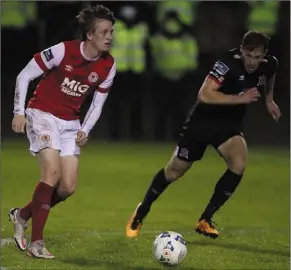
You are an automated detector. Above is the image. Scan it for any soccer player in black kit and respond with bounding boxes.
[126,31,282,239]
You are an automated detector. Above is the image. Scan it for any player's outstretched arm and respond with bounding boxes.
[197,77,260,105]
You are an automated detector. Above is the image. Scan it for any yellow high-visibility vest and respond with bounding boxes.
[156,0,197,26]
[248,1,279,36]
[110,20,148,73]
[1,1,36,28]
[151,34,198,80]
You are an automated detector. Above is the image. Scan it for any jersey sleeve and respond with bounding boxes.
[207,56,232,86]
[265,56,278,78]
[14,58,44,115]
[33,42,65,72]
[81,91,109,136]
[98,61,116,93]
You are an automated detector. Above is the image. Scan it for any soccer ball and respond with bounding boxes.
[152,231,187,266]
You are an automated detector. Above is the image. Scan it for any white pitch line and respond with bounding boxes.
[0,238,13,247]
[0,230,162,247]
[1,227,284,247]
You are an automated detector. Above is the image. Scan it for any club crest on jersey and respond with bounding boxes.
[257,75,267,86]
[179,148,189,159]
[88,72,98,83]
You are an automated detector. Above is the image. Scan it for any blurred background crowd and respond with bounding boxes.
[1,1,290,146]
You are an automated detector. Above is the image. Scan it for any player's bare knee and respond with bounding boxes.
[228,156,247,175]
[58,177,77,197]
[57,188,74,200]
[164,167,182,182]
[59,185,76,197]
[41,166,62,186]
[164,156,191,181]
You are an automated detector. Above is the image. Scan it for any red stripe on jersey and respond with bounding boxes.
[207,75,221,86]
[98,87,111,93]
[34,53,49,72]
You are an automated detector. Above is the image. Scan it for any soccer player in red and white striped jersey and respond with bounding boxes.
[9,4,116,258]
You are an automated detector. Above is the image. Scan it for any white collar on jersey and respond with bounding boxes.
[80,41,101,61]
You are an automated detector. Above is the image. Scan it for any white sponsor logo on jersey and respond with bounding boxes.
[61,77,90,97]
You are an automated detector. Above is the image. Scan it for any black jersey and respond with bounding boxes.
[186,48,278,127]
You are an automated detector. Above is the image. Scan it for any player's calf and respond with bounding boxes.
[218,135,247,175]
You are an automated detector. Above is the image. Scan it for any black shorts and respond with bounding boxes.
[176,118,244,162]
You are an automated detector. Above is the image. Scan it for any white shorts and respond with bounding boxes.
[25,108,81,157]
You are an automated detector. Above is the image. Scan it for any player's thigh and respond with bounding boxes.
[175,120,209,164]
[217,135,248,174]
[165,153,192,181]
[165,133,207,181]
[37,148,62,186]
[26,108,61,155]
[59,119,81,157]
[59,155,79,195]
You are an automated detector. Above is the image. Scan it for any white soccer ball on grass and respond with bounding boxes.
[152,231,187,266]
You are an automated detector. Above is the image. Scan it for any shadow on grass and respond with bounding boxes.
[59,256,198,270]
[187,239,289,258]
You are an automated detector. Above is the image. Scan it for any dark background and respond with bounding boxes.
[1,1,290,147]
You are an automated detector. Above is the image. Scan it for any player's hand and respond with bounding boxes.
[12,115,26,133]
[238,87,260,104]
[76,130,88,147]
[266,100,281,122]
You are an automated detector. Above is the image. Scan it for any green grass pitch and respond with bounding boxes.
[1,140,289,269]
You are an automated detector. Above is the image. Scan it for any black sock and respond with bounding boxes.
[137,168,171,218]
[200,169,243,221]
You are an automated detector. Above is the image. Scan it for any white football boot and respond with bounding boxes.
[8,208,27,251]
[27,240,55,259]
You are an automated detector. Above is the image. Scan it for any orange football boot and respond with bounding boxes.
[195,219,219,239]
[126,203,143,238]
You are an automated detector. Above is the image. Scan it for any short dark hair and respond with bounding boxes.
[242,30,270,51]
[76,4,115,41]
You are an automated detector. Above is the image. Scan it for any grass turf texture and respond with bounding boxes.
[1,140,289,269]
